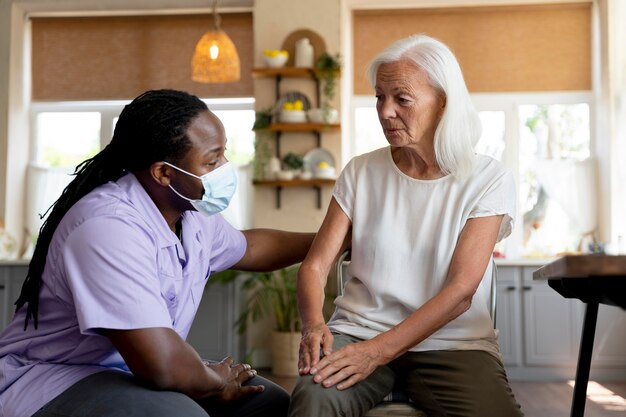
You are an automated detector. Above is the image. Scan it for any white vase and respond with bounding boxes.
[294,38,314,68]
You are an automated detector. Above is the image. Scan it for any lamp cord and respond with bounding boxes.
[212,0,222,30]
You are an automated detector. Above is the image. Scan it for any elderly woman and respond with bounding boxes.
[288,35,523,417]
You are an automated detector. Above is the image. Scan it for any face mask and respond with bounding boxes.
[163,161,237,216]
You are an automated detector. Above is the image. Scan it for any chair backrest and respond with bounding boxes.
[335,250,498,324]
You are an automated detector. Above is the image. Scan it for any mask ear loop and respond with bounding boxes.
[162,161,202,202]
[162,161,202,180]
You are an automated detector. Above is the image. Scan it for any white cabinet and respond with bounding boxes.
[496,264,626,381]
[187,280,244,361]
[0,262,28,330]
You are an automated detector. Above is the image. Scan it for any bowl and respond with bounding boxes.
[276,170,295,181]
[263,53,288,68]
[307,108,339,124]
[279,110,307,123]
[298,171,313,180]
[314,166,336,179]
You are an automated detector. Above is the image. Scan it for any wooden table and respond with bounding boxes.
[533,255,626,417]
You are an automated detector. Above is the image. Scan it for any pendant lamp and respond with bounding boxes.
[191,0,241,83]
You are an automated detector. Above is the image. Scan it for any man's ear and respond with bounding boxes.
[149,162,172,187]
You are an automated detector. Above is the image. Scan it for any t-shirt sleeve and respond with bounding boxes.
[332,158,357,220]
[207,214,247,274]
[469,167,517,242]
[62,216,173,335]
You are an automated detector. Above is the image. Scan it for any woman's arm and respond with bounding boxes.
[310,214,503,390]
[232,229,316,272]
[104,327,262,401]
[297,198,352,374]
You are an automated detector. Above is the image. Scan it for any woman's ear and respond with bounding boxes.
[437,94,447,118]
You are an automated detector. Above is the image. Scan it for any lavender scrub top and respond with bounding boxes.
[0,172,247,417]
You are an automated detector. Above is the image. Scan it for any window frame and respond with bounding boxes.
[27,97,256,235]
[30,97,256,162]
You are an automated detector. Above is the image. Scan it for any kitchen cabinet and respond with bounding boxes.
[496,264,626,381]
[187,279,244,361]
[0,262,243,362]
[252,67,340,209]
[0,261,27,330]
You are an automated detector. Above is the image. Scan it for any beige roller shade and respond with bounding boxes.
[353,3,591,94]
[31,13,253,101]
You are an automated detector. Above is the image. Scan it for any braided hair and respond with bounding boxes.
[15,89,209,330]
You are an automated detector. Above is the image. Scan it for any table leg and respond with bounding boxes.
[570,301,599,417]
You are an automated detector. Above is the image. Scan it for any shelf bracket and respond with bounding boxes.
[275,186,282,209]
[314,185,322,209]
[275,74,282,100]
[275,131,282,157]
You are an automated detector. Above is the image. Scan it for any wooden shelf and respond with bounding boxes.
[252,67,317,79]
[269,123,340,133]
[253,178,335,187]
[253,66,341,209]
[253,178,335,209]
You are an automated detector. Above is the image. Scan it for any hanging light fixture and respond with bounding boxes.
[191,0,241,83]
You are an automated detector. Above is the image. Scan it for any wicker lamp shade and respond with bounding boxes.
[191,28,240,83]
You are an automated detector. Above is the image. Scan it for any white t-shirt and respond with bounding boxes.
[328,147,516,358]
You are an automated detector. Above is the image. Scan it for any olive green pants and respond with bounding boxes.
[288,333,523,417]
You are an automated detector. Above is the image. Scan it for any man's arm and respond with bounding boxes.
[103,327,262,400]
[232,229,316,272]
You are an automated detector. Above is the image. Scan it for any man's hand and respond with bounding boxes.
[206,357,264,402]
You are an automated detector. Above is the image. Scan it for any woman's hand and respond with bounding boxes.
[298,323,334,375]
[205,357,264,402]
[309,339,389,390]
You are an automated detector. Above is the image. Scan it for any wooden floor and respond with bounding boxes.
[260,371,626,417]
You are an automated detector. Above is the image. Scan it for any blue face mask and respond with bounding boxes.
[163,161,237,216]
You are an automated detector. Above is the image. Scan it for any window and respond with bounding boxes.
[351,92,593,258]
[28,98,255,238]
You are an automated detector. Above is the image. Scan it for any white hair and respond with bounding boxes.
[367,34,481,178]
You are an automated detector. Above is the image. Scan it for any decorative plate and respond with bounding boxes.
[274,91,311,115]
[303,147,335,173]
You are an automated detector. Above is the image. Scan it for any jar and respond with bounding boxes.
[294,38,314,68]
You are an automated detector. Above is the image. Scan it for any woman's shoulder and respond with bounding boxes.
[473,153,509,175]
[469,154,515,191]
[347,146,390,169]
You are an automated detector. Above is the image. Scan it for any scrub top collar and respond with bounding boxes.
[116,172,180,250]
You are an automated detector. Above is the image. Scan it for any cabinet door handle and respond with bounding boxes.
[522,286,532,291]
[506,286,516,291]
[0,285,5,290]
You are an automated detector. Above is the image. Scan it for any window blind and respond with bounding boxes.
[31,13,253,101]
[353,3,591,94]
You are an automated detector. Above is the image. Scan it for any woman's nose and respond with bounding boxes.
[377,99,396,119]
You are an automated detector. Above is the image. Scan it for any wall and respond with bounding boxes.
[251,0,341,233]
[246,0,341,365]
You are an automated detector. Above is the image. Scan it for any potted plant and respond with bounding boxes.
[282,152,304,173]
[253,107,273,131]
[314,52,342,123]
[211,265,301,376]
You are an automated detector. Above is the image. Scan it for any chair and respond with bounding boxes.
[334,250,498,417]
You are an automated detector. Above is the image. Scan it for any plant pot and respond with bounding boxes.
[271,331,300,377]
